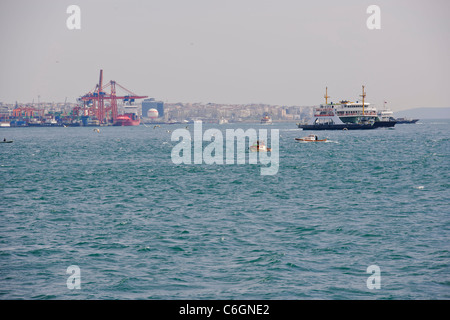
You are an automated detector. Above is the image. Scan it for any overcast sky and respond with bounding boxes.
[0,0,449,111]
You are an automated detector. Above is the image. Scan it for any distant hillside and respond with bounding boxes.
[394,107,450,119]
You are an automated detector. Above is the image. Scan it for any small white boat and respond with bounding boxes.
[218,117,228,124]
[249,140,271,152]
[295,134,327,142]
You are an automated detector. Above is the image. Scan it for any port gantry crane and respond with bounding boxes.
[12,106,44,119]
[78,70,148,124]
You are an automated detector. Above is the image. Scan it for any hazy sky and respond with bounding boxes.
[0,0,449,111]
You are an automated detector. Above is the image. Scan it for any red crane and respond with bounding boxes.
[12,106,42,118]
[79,70,148,124]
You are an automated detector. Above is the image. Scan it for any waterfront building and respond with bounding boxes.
[142,98,164,118]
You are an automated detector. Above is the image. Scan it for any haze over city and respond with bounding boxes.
[1,0,449,111]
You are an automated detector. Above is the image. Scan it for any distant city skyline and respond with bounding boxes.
[1,0,449,111]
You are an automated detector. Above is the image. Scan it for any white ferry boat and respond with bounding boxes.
[298,86,396,130]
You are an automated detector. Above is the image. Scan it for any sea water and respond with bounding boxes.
[0,120,449,299]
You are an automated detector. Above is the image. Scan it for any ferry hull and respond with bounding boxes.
[298,121,396,130]
[298,123,377,130]
[374,121,397,128]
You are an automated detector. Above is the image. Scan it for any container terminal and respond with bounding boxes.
[1,70,148,127]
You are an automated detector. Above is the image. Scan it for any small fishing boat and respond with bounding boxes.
[1,140,13,143]
[295,134,327,142]
[260,113,272,124]
[249,140,271,152]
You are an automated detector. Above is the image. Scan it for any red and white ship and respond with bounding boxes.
[113,105,140,126]
[113,113,140,126]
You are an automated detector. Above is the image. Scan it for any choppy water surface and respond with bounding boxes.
[0,120,449,299]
